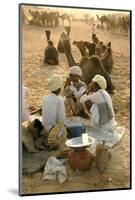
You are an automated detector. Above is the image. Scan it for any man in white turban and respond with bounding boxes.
[61,66,87,116]
[42,75,65,131]
[42,75,68,149]
[68,65,82,77]
[80,75,116,131]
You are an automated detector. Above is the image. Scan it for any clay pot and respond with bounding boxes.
[68,148,93,171]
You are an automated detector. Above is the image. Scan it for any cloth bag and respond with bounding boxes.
[42,156,67,184]
[47,123,67,149]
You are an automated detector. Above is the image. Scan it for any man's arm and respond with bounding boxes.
[57,100,65,123]
[80,92,98,104]
[73,86,87,98]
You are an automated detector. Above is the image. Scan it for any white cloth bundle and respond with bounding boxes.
[42,156,67,184]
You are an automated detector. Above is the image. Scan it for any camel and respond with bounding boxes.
[58,13,71,37]
[28,10,60,27]
[57,32,71,53]
[40,11,48,27]
[101,47,113,74]
[73,41,88,57]
[96,14,110,30]
[44,30,59,65]
[44,40,59,65]
[57,37,65,53]
[53,12,59,27]
[29,10,41,26]
[40,11,54,27]
[61,36,114,93]
[58,13,71,26]
[83,42,96,56]
[72,40,113,74]
[61,37,76,67]
[97,13,129,32]
[45,30,51,41]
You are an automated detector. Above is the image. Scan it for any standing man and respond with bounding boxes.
[63,14,71,38]
[91,23,96,40]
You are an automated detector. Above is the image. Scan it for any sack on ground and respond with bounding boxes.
[47,123,67,149]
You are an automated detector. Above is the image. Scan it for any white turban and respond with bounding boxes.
[48,75,63,92]
[69,66,82,77]
[92,75,107,90]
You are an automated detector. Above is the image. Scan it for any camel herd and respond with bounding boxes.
[21,9,70,27]
[62,36,114,93]
[44,29,115,94]
[73,39,113,73]
[21,8,130,94]
[21,8,130,33]
[96,14,130,32]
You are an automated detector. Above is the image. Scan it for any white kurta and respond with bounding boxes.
[69,83,87,99]
[80,89,116,131]
[92,25,96,34]
[61,81,87,99]
[42,93,65,131]
[22,86,30,122]
[63,19,70,27]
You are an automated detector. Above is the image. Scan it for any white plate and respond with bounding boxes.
[66,136,95,149]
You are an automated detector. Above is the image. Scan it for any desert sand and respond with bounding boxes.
[21,21,130,194]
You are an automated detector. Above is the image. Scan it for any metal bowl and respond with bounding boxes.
[66,136,95,150]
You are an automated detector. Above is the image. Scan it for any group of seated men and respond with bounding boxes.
[22,66,116,152]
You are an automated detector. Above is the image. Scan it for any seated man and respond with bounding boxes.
[91,23,96,40]
[22,85,30,122]
[80,75,116,131]
[42,75,67,149]
[44,40,59,65]
[62,66,87,116]
[92,36,99,46]
[22,119,46,153]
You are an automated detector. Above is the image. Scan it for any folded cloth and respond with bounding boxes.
[42,156,67,184]
[87,125,126,155]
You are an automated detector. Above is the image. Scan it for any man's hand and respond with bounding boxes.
[64,77,71,88]
[85,100,92,111]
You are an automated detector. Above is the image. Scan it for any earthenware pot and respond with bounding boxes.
[68,148,93,171]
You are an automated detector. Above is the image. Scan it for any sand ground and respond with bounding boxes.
[21,21,130,194]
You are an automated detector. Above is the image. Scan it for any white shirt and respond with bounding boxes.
[42,93,65,131]
[80,89,116,131]
[69,82,87,99]
[22,86,30,122]
[63,19,70,27]
[92,25,96,34]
